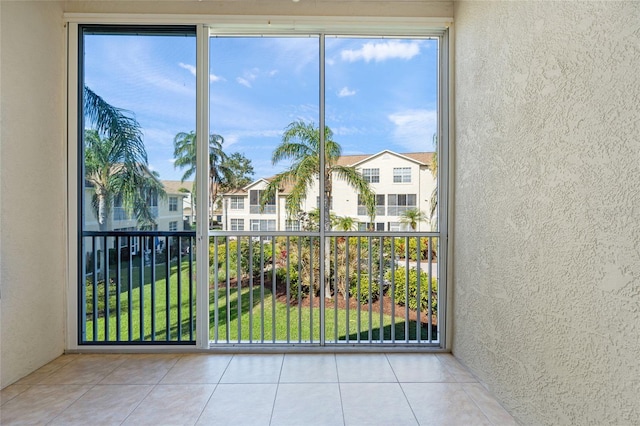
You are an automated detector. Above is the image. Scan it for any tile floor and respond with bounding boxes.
[1,353,518,425]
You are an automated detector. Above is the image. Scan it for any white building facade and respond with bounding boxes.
[221,150,436,232]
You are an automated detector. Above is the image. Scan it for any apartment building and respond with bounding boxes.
[221,150,436,232]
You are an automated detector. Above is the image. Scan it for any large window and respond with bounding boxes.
[169,197,178,212]
[229,196,244,210]
[388,193,417,215]
[74,24,447,348]
[230,218,244,231]
[362,168,380,183]
[250,219,276,231]
[358,194,385,216]
[249,190,275,214]
[393,167,412,183]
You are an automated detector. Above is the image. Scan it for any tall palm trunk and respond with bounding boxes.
[324,173,332,299]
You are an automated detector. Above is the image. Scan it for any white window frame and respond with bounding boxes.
[393,167,412,183]
[66,14,451,351]
[362,168,380,183]
[230,218,244,231]
[169,221,178,232]
[229,196,244,210]
[169,196,178,212]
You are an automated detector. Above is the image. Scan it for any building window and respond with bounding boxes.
[358,194,385,216]
[250,190,275,214]
[393,167,411,183]
[285,220,300,231]
[169,197,178,212]
[250,219,276,231]
[362,168,380,183]
[230,196,244,210]
[358,222,385,231]
[169,221,178,232]
[230,218,244,231]
[388,194,416,215]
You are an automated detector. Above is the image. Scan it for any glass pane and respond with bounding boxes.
[80,28,197,343]
[209,36,320,342]
[324,37,439,343]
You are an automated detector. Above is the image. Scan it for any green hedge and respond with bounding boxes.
[386,267,437,314]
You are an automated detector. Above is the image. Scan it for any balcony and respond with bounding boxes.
[80,230,440,347]
[250,204,276,214]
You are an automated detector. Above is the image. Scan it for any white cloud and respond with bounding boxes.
[236,68,260,88]
[268,69,279,77]
[341,41,420,63]
[236,77,252,88]
[338,87,356,97]
[178,62,196,75]
[180,62,224,82]
[388,109,437,151]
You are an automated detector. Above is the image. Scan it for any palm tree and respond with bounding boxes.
[83,87,164,231]
[399,208,428,231]
[332,215,359,232]
[262,120,375,227]
[429,134,438,228]
[173,131,230,226]
[263,120,375,299]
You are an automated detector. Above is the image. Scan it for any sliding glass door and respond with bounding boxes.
[75,23,447,348]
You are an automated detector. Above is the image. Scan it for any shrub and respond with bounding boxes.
[350,274,381,304]
[84,278,118,318]
[275,263,307,301]
[394,237,437,261]
[386,267,437,315]
[210,239,274,279]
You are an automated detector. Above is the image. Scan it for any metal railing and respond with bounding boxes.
[80,231,196,345]
[209,231,439,346]
[79,230,439,347]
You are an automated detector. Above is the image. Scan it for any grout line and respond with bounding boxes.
[268,353,286,426]
[335,354,347,426]
[44,383,95,425]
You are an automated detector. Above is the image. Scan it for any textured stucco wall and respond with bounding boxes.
[453,1,640,424]
[0,1,66,387]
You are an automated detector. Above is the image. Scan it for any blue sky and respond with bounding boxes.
[84,34,438,181]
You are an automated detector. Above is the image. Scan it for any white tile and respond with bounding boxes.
[0,385,91,424]
[196,384,277,426]
[386,353,454,382]
[436,354,477,382]
[280,354,338,383]
[336,354,397,382]
[463,383,518,425]
[100,354,180,385]
[220,354,284,383]
[122,384,215,426]
[1,384,30,406]
[341,383,417,426]
[50,385,153,425]
[402,382,492,426]
[271,383,344,426]
[38,355,127,385]
[161,354,232,384]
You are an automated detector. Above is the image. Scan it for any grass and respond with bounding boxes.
[85,262,432,343]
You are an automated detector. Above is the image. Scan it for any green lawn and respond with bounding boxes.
[84,262,431,343]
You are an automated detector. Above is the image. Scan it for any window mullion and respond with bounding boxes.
[195,24,211,349]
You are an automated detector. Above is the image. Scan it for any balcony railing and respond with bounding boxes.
[80,230,439,346]
[250,204,276,214]
[80,231,196,345]
[209,231,439,345]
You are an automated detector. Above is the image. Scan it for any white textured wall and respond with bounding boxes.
[0,1,66,387]
[453,2,640,424]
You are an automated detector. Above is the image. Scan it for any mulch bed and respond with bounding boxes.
[214,275,437,327]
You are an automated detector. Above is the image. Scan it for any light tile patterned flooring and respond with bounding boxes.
[1,353,517,425]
